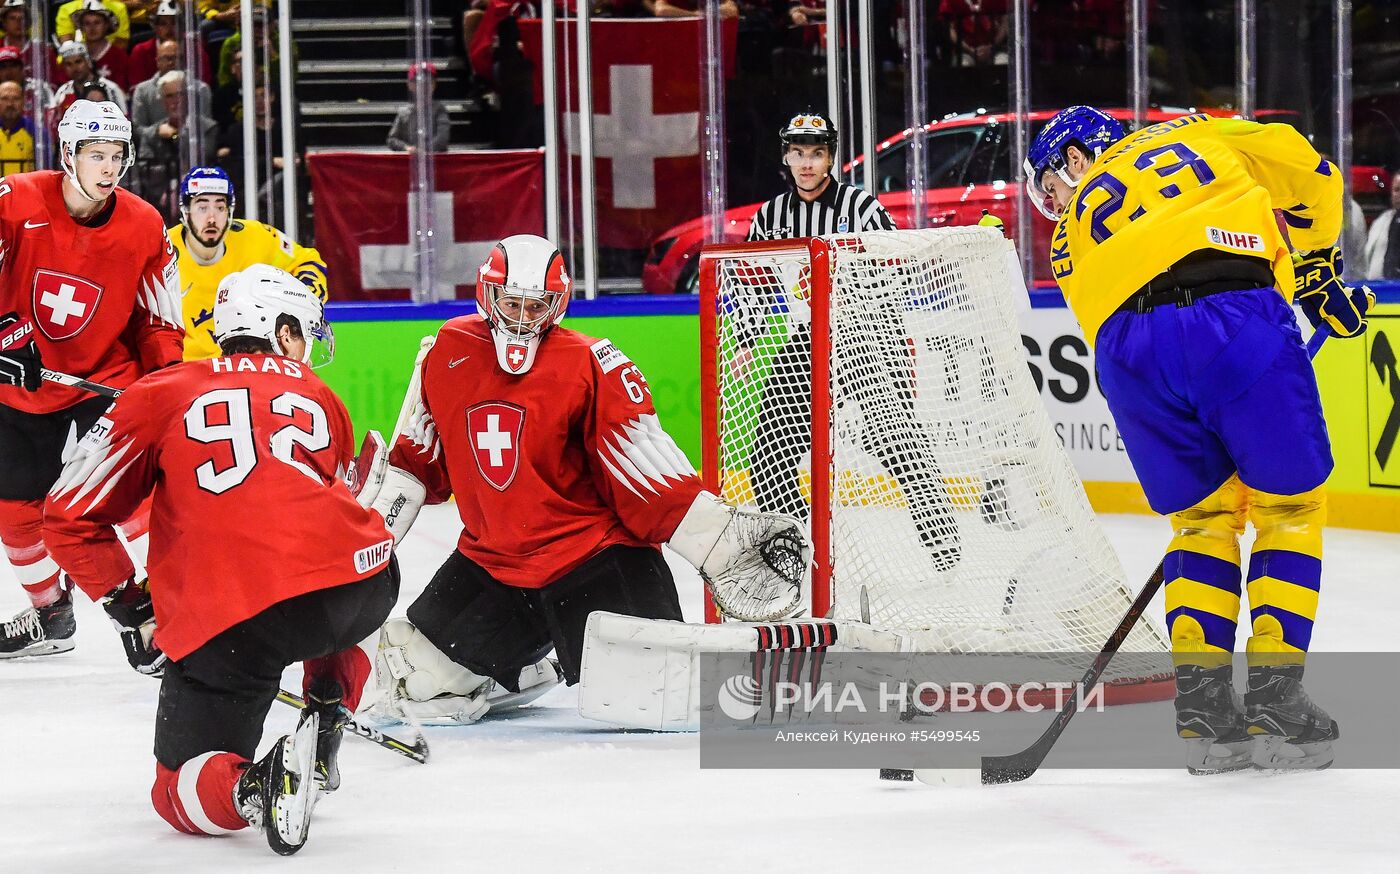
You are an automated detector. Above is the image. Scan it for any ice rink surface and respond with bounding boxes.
[2,505,1394,872]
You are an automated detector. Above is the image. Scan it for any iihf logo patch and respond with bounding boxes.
[838,217,850,233]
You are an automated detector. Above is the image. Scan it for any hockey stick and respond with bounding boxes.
[275,689,429,765]
[884,325,1334,787]
[42,368,121,398]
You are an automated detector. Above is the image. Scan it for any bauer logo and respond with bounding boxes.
[717,674,764,721]
[1206,226,1264,253]
[353,539,394,574]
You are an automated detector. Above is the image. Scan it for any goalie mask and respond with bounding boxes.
[57,99,133,202]
[213,264,334,367]
[475,234,572,375]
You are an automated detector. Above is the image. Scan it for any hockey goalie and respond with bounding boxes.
[362,234,819,728]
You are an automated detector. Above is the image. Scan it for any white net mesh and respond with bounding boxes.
[704,228,1169,685]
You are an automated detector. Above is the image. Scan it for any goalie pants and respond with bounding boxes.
[0,396,149,606]
[408,544,681,687]
[749,325,958,548]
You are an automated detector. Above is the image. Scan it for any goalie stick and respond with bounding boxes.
[882,326,1333,786]
[275,689,429,764]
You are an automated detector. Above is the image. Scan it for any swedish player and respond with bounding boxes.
[170,167,329,360]
[1025,107,1370,772]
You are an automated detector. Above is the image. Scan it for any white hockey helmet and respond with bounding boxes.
[474,234,572,375]
[57,99,132,202]
[214,263,334,367]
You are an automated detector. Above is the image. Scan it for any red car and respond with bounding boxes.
[642,107,1384,293]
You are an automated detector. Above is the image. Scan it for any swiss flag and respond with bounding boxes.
[467,401,526,492]
[520,17,736,250]
[32,269,104,341]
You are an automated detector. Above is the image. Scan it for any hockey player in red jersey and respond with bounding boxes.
[366,234,807,725]
[0,99,182,658]
[44,265,398,855]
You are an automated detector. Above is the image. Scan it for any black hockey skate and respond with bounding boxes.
[1245,664,1339,771]
[0,588,76,659]
[234,713,320,855]
[302,679,347,792]
[1174,664,1252,775]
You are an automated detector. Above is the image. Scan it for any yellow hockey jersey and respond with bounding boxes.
[1050,115,1341,345]
[169,219,329,360]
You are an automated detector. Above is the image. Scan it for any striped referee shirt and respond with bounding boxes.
[746,176,896,241]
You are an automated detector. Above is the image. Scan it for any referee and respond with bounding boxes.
[736,112,961,572]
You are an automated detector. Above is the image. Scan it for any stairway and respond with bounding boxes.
[291,0,493,150]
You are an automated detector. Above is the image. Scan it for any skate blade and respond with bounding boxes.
[267,715,320,856]
[0,638,76,659]
[1251,735,1335,771]
[1185,738,1253,775]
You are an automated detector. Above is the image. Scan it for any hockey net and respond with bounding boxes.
[699,228,1171,699]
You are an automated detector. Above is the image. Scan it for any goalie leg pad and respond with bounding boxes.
[370,618,493,725]
[578,611,905,731]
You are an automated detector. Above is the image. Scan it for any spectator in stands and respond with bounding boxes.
[1,0,58,79]
[54,0,130,50]
[0,46,53,124]
[77,79,116,103]
[53,41,128,115]
[0,79,33,174]
[137,68,216,213]
[132,38,208,130]
[197,0,239,49]
[648,0,739,17]
[124,0,159,37]
[216,81,293,219]
[491,15,541,148]
[130,0,212,85]
[1364,169,1400,280]
[218,6,287,90]
[786,2,824,25]
[211,45,239,127]
[939,0,1007,66]
[387,63,449,153]
[464,1,534,88]
[72,0,130,91]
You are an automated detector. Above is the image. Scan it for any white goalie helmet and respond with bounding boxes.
[474,234,572,375]
[57,99,133,202]
[213,263,334,367]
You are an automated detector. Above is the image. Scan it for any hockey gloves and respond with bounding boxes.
[102,578,167,677]
[0,311,43,392]
[1293,247,1375,339]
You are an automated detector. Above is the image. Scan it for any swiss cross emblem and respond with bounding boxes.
[32,269,104,341]
[504,343,529,373]
[467,401,525,491]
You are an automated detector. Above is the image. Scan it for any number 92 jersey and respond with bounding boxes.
[43,356,394,662]
[1051,115,1342,346]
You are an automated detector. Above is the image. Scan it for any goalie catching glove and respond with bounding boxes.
[101,578,166,677]
[668,492,809,621]
[1293,247,1374,339]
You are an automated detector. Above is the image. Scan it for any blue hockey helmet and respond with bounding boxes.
[1023,106,1125,220]
[180,166,236,243]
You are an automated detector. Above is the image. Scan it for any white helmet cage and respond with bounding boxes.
[475,234,572,375]
[213,264,334,367]
[57,99,133,201]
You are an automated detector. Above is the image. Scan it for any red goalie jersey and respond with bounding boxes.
[43,356,395,661]
[392,315,705,588]
[0,171,183,414]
